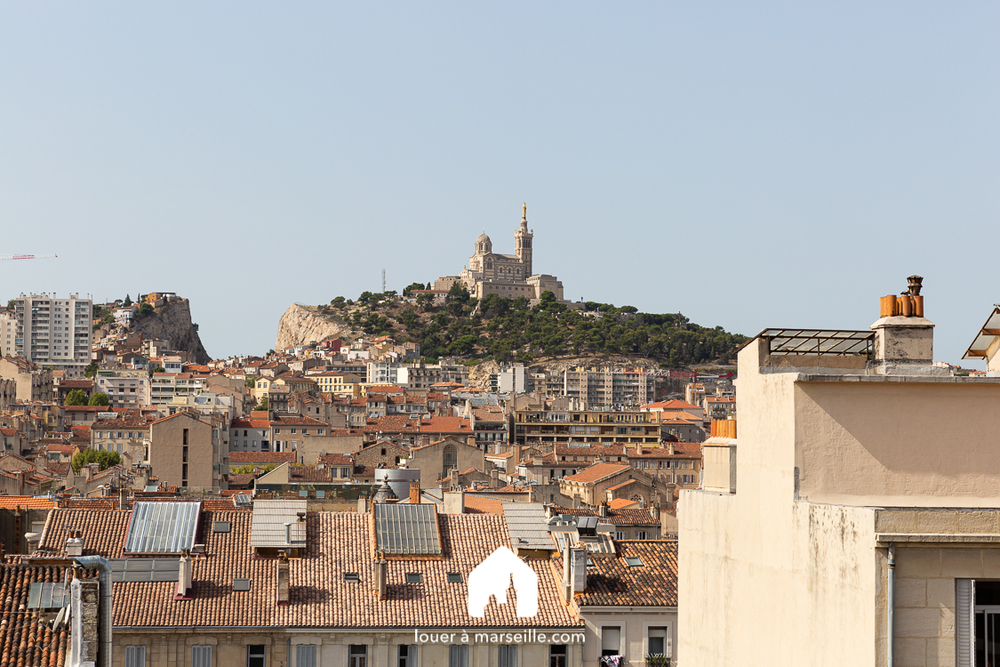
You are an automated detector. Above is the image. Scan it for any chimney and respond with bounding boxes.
[598,503,608,518]
[490,467,500,489]
[513,445,522,465]
[284,522,292,545]
[119,487,129,511]
[651,503,661,520]
[375,559,387,600]
[69,576,100,667]
[66,528,84,557]
[561,542,572,602]
[443,490,465,515]
[871,276,944,375]
[448,467,460,492]
[409,483,420,505]
[276,552,290,606]
[667,442,674,456]
[357,496,368,513]
[175,549,193,598]
[84,463,99,482]
[570,546,587,595]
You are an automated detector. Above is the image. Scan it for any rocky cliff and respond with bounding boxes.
[131,298,211,364]
[275,304,357,351]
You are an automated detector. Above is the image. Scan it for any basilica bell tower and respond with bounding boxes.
[514,202,533,278]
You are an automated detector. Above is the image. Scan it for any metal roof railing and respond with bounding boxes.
[749,329,874,357]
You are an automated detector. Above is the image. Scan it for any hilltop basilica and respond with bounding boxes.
[434,204,565,301]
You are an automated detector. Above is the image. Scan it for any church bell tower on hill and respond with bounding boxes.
[514,203,533,278]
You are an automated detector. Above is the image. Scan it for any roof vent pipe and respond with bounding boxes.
[284,522,291,545]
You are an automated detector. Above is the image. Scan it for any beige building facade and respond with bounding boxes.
[681,283,1000,667]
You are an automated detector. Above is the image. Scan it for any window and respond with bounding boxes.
[295,645,317,667]
[397,644,415,667]
[648,626,669,658]
[349,645,368,667]
[637,531,648,540]
[958,578,1000,667]
[615,531,626,541]
[549,644,567,667]
[405,572,422,583]
[626,556,645,567]
[448,645,469,667]
[247,645,265,667]
[499,644,518,667]
[601,626,621,657]
[124,646,146,667]
[192,645,213,667]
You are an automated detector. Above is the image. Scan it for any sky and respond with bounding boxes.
[1,3,998,364]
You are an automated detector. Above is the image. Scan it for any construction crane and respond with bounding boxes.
[0,254,57,261]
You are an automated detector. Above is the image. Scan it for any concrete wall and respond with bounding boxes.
[149,413,215,490]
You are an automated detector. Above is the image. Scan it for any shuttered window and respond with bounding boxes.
[957,578,973,667]
[295,645,317,667]
[192,645,213,667]
[448,645,468,667]
[124,646,146,667]
[498,644,517,667]
[601,626,621,656]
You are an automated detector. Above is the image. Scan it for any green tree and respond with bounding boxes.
[72,449,122,473]
[447,282,470,304]
[256,396,269,412]
[65,389,89,406]
[245,376,258,388]
[137,303,153,317]
[152,366,165,373]
[122,294,132,306]
[88,392,110,406]
[403,282,425,297]
[330,296,346,309]
[84,362,99,378]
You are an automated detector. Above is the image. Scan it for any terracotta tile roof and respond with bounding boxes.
[231,418,272,429]
[461,495,510,515]
[0,562,76,664]
[286,466,335,482]
[554,443,627,458]
[270,415,329,427]
[0,496,55,510]
[41,510,581,629]
[420,417,471,434]
[641,400,701,411]
[0,427,17,437]
[608,498,638,511]
[557,507,657,527]
[569,540,678,607]
[630,443,702,458]
[229,451,296,465]
[227,474,258,486]
[562,463,631,484]
[317,454,353,467]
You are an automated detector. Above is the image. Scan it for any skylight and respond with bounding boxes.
[373,503,441,556]
[626,556,645,567]
[124,502,201,554]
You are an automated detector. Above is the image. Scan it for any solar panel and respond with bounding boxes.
[125,502,202,554]
[109,558,181,583]
[233,578,251,591]
[373,503,441,556]
[235,494,252,507]
[28,583,67,609]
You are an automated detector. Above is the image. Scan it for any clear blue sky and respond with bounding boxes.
[2,3,998,363]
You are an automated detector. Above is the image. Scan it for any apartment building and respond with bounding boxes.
[0,356,53,403]
[545,367,656,409]
[150,372,206,404]
[511,408,660,446]
[94,368,151,409]
[681,278,1000,667]
[10,292,92,376]
[397,362,470,390]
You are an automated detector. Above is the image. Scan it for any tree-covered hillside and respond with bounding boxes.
[319,285,747,366]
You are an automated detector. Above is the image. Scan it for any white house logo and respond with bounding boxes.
[467,546,538,618]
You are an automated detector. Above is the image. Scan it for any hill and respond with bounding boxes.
[94,296,210,364]
[276,286,747,367]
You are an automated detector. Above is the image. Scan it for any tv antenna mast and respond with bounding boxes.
[382,268,386,293]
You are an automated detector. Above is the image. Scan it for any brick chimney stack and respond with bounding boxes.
[409,483,420,505]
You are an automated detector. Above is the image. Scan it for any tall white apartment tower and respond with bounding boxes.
[12,293,93,377]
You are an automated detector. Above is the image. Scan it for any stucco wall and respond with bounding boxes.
[679,347,879,666]
[581,609,677,666]
[795,381,1000,507]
